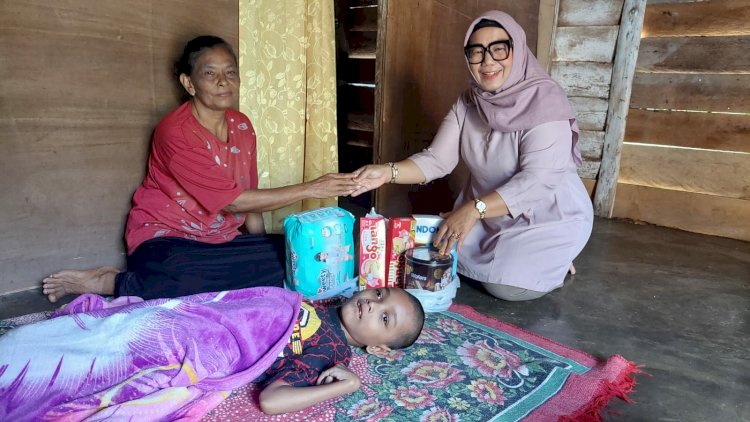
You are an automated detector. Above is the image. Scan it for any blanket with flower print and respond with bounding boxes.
[204,303,638,422]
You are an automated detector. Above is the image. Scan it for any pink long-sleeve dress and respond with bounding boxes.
[409,97,593,292]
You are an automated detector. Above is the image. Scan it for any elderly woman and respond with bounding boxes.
[43,36,359,302]
[352,11,593,301]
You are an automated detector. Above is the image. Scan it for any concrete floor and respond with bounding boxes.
[1,218,748,421]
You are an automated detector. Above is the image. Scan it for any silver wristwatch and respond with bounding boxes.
[474,198,487,219]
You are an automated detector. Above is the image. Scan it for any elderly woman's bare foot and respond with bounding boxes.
[568,263,576,275]
[42,266,120,303]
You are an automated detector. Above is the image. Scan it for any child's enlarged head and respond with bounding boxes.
[339,288,425,356]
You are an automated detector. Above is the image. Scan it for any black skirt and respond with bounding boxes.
[114,234,285,300]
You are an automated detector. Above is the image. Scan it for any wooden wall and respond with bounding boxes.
[615,0,750,241]
[0,1,238,294]
[375,0,540,217]
[545,0,625,184]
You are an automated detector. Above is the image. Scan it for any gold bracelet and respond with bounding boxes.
[386,162,399,183]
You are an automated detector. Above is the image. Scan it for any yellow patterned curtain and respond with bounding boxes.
[239,0,339,233]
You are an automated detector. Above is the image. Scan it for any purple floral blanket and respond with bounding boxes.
[0,287,301,421]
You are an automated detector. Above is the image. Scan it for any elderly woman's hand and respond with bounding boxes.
[306,173,361,199]
[350,164,391,197]
[433,203,479,255]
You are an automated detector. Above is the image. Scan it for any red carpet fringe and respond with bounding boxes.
[562,358,642,422]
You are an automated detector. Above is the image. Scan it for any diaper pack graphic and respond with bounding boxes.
[284,206,355,297]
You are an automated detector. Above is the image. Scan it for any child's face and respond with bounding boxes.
[339,288,417,349]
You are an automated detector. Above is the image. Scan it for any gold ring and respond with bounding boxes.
[451,233,460,239]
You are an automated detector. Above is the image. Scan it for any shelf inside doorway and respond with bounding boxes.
[350,22,377,32]
[348,43,376,59]
[346,139,372,148]
[347,112,374,132]
[348,0,377,9]
[336,0,381,212]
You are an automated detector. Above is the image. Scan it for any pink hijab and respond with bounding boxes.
[464,11,582,165]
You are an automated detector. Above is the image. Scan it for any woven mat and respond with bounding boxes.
[203,304,639,421]
[0,311,50,336]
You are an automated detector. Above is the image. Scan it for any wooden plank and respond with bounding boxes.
[473,0,541,50]
[558,0,624,26]
[349,43,377,59]
[378,0,466,216]
[619,143,750,199]
[579,130,605,160]
[570,97,608,130]
[373,0,387,163]
[0,8,153,118]
[630,72,750,113]
[347,139,373,148]
[348,112,375,132]
[578,160,601,179]
[613,183,750,242]
[593,0,647,217]
[626,109,750,153]
[551,62,613,98]
[553,26,619,63]
[582,177,596,196]
[643,0,750,37]
[637,36,750,74]
[536,0,559,73]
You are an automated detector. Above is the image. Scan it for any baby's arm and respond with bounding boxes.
[258,364,361,415]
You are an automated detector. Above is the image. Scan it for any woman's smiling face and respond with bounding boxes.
[466,27,513,92]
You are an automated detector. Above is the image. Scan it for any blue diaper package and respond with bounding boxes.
[283,206,355,298]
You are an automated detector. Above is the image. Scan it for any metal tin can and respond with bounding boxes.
[403,246,454,291]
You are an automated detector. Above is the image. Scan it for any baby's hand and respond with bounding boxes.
[316,364,361,391]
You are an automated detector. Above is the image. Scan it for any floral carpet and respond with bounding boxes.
[204,304,638,421]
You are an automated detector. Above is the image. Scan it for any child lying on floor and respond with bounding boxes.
[0,286,425,420]
[258,286,424,414]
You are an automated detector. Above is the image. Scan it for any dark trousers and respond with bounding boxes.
[114,234,286,300]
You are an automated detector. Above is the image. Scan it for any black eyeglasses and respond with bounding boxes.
[464,39,513,64]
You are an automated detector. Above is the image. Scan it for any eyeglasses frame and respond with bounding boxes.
[464,39,513,64]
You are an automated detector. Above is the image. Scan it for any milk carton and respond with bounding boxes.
[413,214,443,245]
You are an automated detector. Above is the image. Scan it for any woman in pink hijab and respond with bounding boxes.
[352,11,593,301]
